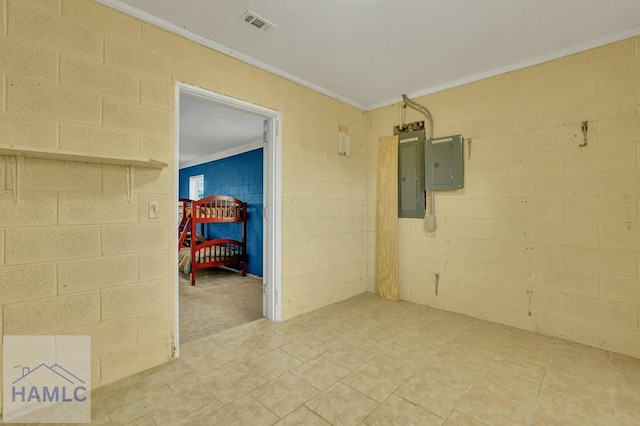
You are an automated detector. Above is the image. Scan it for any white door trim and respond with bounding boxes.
[173,82,283,356]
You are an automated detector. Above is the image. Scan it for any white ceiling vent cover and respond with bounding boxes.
[240,10,277,32]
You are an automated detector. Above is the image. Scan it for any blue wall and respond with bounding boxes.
[179,148,263,276]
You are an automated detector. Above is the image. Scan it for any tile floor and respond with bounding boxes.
[179,268,263,344]
[92,293,640,425]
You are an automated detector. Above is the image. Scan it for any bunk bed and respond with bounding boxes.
[178,195,248,286]
[178,198,194,249]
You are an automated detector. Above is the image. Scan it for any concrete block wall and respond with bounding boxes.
[0,1,175,405]
[0,0,368,404]
[366,37,640,358]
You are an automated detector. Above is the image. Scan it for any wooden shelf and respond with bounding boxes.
[0,144,168,169]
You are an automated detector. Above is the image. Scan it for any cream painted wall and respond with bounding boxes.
[0,0,368,401]
[367,37,640,359]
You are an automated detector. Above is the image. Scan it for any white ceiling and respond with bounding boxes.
[179,93,264,169]
[102,0,640,110]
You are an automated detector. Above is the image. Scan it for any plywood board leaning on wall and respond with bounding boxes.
[376,136,399,301]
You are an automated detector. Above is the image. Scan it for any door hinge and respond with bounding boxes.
[263,282,267,295]
[275,121,280,137]
[263,206,268,218]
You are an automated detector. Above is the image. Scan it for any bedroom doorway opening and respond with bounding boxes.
[174,82,282,354]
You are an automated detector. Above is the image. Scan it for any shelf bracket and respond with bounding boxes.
[126,165,135,202]
[9,155,24,202]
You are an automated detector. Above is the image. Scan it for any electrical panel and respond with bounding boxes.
[398,130,426,218]
[425,134,464,191]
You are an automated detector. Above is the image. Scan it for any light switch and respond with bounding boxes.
[148,201,160,219]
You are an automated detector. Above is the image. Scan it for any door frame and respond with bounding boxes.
[173,82,283,356]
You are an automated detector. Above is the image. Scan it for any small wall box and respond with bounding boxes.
[425,134,464,191]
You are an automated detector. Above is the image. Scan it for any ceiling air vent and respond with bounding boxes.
[240,10,277,32]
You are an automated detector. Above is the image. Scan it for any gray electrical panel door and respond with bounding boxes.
[425,134,464,191]
[398,131,425,218]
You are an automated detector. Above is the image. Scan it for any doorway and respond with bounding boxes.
[173,82,282,355]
